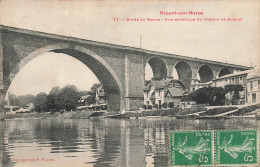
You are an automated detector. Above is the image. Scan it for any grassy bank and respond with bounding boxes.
[234,104,260,116]
[203,107,238,116]
[176,106,206,116]
[122,107,205,117]
[123,108,179,117]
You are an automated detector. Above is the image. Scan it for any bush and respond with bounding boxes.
[60,109,65,114]
[162,108,180,116]
[148,105,152,110]
[168,102,174,108]
[50,110,55,115]
[162,102,167,108]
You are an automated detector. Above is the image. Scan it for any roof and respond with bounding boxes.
[166,88,183,97]
[78,95,90,103]
[80,95,90,100]
[4,105,19,109]
[77,106,88,110]
[16,108,30,113]
[152,79,172,89]
[247,69,260,80]
[214,69,255,80]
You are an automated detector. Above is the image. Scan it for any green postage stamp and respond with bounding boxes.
[170,130,258,166]
[170,131,213,166]
[216,130,258,166]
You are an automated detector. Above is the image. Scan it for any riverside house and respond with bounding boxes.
[247,69,260,104]
[143,78,186,108]
[77,85,107,111]
[212,69,256,105]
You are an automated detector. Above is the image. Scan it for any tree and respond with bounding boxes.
[85,83,102,105]
[34,92,48,112]
[224,85,244,104]
[16,94,35,108]
[7,93,35,108]
[192,87,226,106]
[56,85,81,111]
[90,83,102,93]
[209,87,226,106]
[47,87,60,111]
[86,93,96,105]
[192,87,209,104]
[8,93,18,106]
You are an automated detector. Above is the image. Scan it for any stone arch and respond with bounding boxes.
[197,64,214,83]
[145,56,168,80]
[174,61,192,89]
[5,43,124,112]
[218,67,232,77]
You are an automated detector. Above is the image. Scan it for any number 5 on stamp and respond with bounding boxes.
[170,131,213,166]
[215,130,258,165]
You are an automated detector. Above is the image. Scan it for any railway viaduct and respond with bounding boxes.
[0,25,251,118]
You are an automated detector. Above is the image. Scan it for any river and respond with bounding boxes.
[0,118,259,167]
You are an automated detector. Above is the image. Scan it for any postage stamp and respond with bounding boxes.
[215,130,258,166]
[170,131,213,166]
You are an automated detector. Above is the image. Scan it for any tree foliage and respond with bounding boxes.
[34,92,48,112]
[45,84,101,112]
[8,83,102,112]
[224,84,244,93]
[90,83,102,93]
[192,87,226,106]
[56,85,81,111]
[224,84,244,104]
[8,93,35,107]
[47,87,60,111]
[8,94,18,106]
[17,94,35,107]
[84,83,102,105]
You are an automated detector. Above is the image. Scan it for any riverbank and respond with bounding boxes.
[5,110,95,119]
[5,104,260,119]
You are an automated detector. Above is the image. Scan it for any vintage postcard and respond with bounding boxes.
[0,0,259,166]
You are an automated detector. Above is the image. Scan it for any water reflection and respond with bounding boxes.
[0,118,259,167]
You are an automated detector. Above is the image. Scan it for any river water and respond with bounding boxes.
[0,118,259,167]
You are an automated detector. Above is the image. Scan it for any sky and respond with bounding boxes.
[0,0,259,96]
